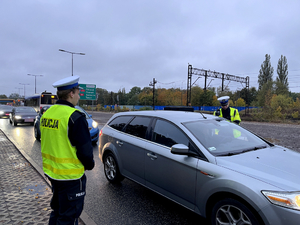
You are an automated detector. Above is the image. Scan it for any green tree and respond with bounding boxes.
[0,94,7,98]
[96,88,110,106]
[256,82,274,107]
[117,87,127,105]
[127,86,142,105]
[275,55,289,95]
[238,87,257,106]
[8,93,21,99]
[270,94,293,111]
[258,54,274,90]
[216,86,233,99]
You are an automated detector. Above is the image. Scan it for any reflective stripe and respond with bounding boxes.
[42,152,81,164]
[43,163,84,175]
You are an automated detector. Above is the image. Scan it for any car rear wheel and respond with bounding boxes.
[34,125,41,141]
[103,153,124,183]
[211,198,260,225]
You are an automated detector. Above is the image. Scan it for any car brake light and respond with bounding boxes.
[99,129,102,137]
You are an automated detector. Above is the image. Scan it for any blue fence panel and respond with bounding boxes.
[104,105,258,112]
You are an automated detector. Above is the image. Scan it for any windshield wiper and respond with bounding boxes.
[218,145,268,157]
[240,145,268,153]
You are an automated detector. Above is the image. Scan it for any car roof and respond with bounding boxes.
[111,110,216,123]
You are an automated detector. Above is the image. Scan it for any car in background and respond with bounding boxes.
[99,110,300,225]
[0,105,13,118]
[9,106,37,126]
[34,105,99,145]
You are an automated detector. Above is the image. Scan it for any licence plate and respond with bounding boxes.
[25,119,34,122]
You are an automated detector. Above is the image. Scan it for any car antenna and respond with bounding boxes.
[199,111,207,119]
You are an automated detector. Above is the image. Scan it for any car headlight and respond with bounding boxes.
[92,120,98,129]
[262,191,300,210]
[15,116,22,119]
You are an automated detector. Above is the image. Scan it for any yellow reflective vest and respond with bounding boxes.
[40,105,84,180]
[213,107,241,125]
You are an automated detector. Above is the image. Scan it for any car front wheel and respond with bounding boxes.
[103,153,124,183]
[211,198,261,225]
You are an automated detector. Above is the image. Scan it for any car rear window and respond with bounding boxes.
[108,116,133,131]
[123,116,151,139]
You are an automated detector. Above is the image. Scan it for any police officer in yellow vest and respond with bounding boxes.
[213,96,241,125]
[40,76,94,225]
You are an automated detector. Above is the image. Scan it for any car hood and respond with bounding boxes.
[16,112,37,117]
[216,146,300,190]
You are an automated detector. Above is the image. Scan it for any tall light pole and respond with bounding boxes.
[19,83,29,98]
[15,87,23,96]
[27,74,43,94]
[59,49,85,76]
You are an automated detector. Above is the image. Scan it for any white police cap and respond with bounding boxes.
[52,76,80,91]
[217,96,230,106]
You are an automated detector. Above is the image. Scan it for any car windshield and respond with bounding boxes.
[183,119,270,156]
[16,107,36,113]
[75,106,90,119]
[0,105,13,109]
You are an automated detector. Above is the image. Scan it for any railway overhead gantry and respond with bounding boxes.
[187,64,249,107]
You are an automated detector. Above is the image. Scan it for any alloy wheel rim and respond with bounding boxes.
[216,205,251,225]
[104,156,116,180]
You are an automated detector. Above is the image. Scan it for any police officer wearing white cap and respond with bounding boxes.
[40,76,94,225]
[213,96,241,125]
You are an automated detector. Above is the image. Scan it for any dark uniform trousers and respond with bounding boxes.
[48,174,87,225]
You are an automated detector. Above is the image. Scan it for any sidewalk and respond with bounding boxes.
[0,129,91,225]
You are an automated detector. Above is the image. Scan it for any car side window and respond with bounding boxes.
[124,116,151,139]
[153,119,189,148]
[108,116,132,131]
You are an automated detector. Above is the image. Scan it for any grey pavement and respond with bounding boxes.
[0,129,96,225]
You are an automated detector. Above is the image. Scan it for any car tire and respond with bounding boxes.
[34,125,41,141]
[210,198,260,225]
[103,153,124,183]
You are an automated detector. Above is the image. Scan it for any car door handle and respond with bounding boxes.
[116,140,123,147]
[147,152,157,160]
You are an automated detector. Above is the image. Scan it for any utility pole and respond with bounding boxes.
[27,74,43,93]
[149,78,157,110]
[19,83,30,98]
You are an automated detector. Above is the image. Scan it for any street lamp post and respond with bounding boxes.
[19,83,29,98]
[59,49,85,76]
[15,87,23,96]
[27,74,43,94]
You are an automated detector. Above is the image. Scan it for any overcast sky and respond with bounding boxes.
[1,0,300,98]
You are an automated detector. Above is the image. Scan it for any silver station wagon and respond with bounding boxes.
[99,110,300,225]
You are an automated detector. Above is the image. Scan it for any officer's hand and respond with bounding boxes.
[233,120,240,125]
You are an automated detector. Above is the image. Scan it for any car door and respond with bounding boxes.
[115,116,152,185]
[144,118,199,210]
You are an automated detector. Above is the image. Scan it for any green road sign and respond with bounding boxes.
[79,84,96,100]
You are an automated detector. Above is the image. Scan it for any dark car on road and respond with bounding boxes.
[0,105,13,118]
[9,106,37,126]
[34,105,99,145]
[99,110,300,225]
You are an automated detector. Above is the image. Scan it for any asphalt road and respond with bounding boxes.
[1,111,300,225]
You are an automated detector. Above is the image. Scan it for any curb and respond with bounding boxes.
[4,131,97,225]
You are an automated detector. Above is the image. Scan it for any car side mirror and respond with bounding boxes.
[89,114,92,118]
[171,144,189,155]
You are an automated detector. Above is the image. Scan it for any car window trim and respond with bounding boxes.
[151,117,207,161]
